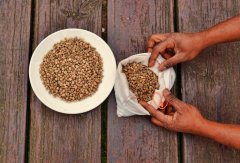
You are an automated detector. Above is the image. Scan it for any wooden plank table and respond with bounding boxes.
[0,0,239,163]
[107,0,179,162]
[0,0,31,162]
[29,0,102,162]
[178,0,240,162]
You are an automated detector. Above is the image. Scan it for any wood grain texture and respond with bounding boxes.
[178,0,240,162]
[29,0,102,162]
[0,0,31,162]
[107,0,178,162]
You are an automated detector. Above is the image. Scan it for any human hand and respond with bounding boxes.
[139,89,206,133]
[147,33,205,71]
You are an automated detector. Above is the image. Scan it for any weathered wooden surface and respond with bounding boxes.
[178,0,240,162]
[107,0,179,162]
[1,0,240,162]
[0,0,31,162]
[29,0,102,162]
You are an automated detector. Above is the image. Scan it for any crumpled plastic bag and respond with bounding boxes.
[114,53,176,117]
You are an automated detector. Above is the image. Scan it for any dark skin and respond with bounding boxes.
[140,15,240,149]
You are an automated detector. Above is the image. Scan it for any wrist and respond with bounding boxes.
[194,118,217,139]
[189,117,210,136]
[192,31,211,51]
[197,29,220,50]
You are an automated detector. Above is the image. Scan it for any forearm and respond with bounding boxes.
[197,119,240,149]
[198,15,240,49]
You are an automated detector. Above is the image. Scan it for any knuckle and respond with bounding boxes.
[166,35,177,45]
[168,33,177,40]
[167,37,175,43]
[167,32,174,38]
[149,34,158,40]
[164,62,173,68]
[168,94,176,103]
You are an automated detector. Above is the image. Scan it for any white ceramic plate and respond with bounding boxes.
[29,29,116,114]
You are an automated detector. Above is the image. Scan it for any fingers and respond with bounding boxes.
[147,34,168,53]
[149,40,173,67]
[163,89,183,111]
[139,101,160,117]
[151,117,164,127]
[159,56,180,71]
[140,101,175,129]
[139,101,168,122]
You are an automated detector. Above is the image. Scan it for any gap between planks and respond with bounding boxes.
[25,0,36,162]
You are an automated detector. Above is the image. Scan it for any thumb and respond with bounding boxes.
[139,101,172,125]
[149,40,174,67]
[163,89,183,111]
[159,56,179,71]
